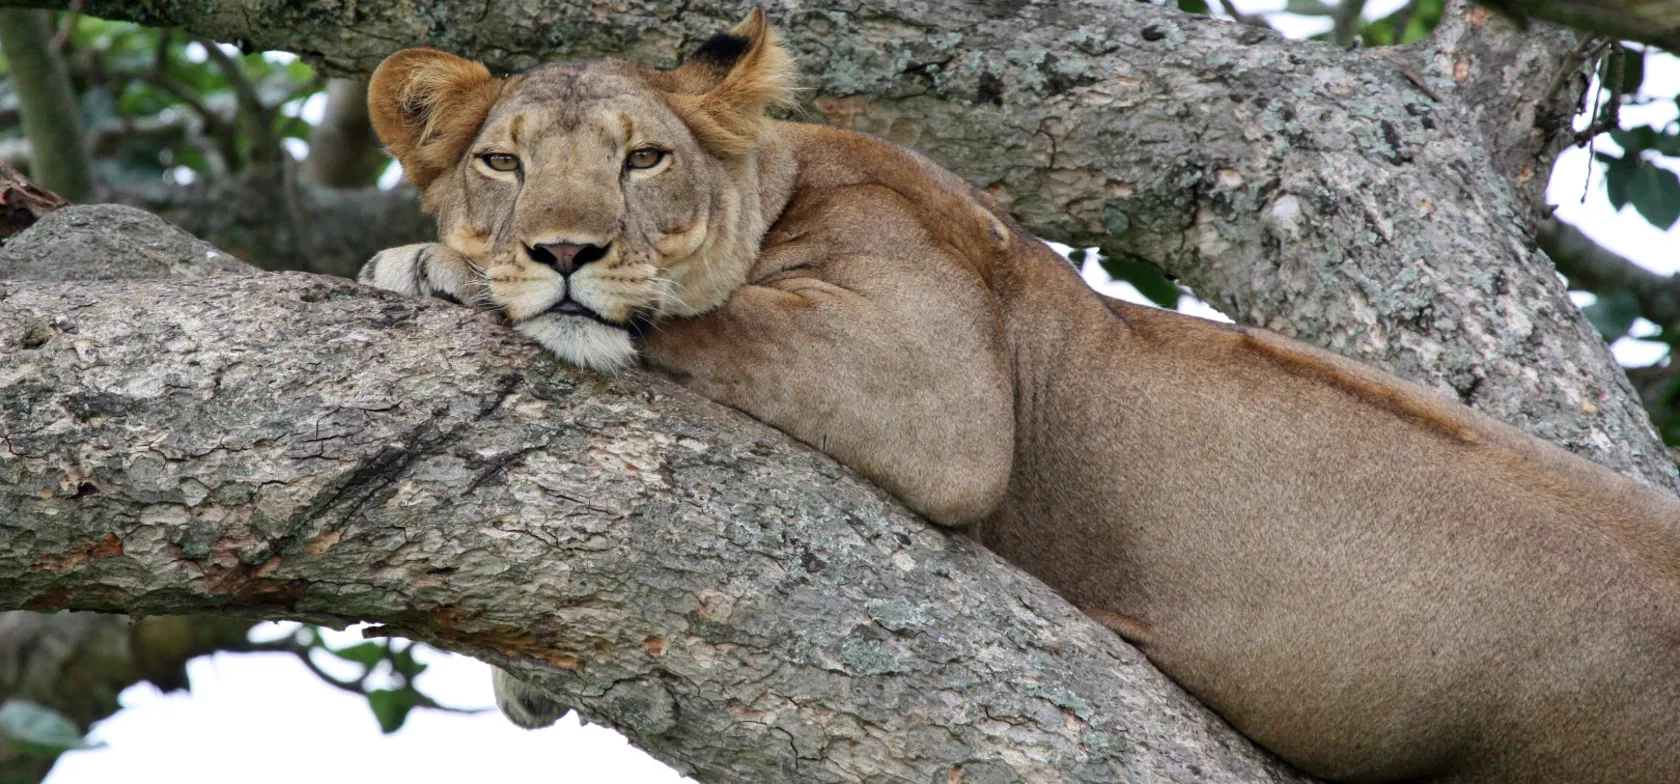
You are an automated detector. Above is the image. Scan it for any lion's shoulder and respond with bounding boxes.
[768,122,1018,279]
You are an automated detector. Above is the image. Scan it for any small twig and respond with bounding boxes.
[193,36,282,167]
[140,72,243,173]
[1572,44,1624,145]
[235,634,490,715]
[1542,35,1606,109]
[49,0,82,52]
[1399,68,1445,103]
[1331,0,1369,48]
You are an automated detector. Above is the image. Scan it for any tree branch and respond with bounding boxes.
[0,205,1314,783]
[1540,215,1680,332]
[303,78,388,188]
[0,161,67,238]
[233,633,489,715]
[104,171,432,278]
[1331,0,1369,46]
[0,612,256,782]
[0,9,93,201]
[191,36,281,168]
[0,0,1658,491]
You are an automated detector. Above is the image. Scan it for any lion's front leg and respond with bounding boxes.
[357,242,486,307]
[639,273,1015,528]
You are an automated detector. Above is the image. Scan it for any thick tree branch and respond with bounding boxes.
[1540,215,1680,332]
[105,171,432,278]
[0,0,1661,491]
[0,205,1313,783]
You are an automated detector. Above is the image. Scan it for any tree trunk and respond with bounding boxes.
[1,205,1315,783]
[304,79,388,189]
[0,9,93,202]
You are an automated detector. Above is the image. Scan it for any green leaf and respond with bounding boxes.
[0,700,101,757]
[1598,151,1636,210]
[386,643,428,680]
[1627,161,1680,230]
[1176,0,1210,15]
[1358,0,1445,46]
[365,689,415,734]
[1283,0,1337,15]
[1651,130,1680,158]
[1610,126,1658,153]
[1099,256,1181,309]
[328,641,387,668]
[1582,289,1642,342]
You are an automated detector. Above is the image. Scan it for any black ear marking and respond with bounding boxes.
[690,32,751,68]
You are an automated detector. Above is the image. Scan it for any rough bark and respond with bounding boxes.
[0,161,67,239]
[0,0,1667,780]
[0,0,1663,492]
[0,205,1312,783]
[0,203,250,281]
[0,9,93,202]
[0,203,261,784]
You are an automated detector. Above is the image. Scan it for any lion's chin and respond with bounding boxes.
[516,314,637,374]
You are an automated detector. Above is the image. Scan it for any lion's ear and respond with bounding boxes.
[662,8,797,156]
[368,48,502,191]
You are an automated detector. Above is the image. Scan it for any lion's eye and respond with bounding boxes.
[625,148,667,171]
[480,153,520,173]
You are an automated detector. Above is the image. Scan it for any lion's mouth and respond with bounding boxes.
[544,296,619,327]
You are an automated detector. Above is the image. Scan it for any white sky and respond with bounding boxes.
[42,9,1680,784]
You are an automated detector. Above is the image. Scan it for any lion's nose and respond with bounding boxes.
[527,242,610,275]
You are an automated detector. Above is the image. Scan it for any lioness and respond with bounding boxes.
[358,11,1680,783]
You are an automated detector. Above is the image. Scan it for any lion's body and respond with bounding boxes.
[361,14,1680,782]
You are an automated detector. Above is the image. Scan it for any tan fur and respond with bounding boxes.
[367,49,503,196]
[362,14,1680,783]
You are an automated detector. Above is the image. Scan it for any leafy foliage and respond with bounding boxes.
[1583,289,1643,343]
[1598,134,1680,232]
[292,626,440,734]
[0,15,336,186]
[0,700,101,758]
[1359,0,1444,46]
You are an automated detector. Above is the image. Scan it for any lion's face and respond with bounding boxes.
[368,11,795,371]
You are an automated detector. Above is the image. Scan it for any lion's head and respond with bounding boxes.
[367,10,797,371]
